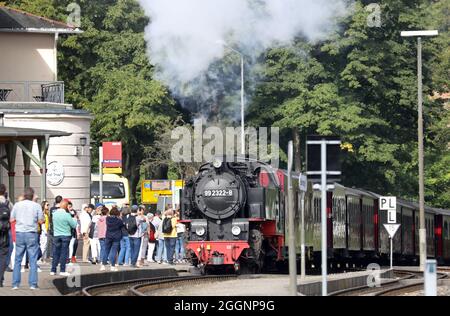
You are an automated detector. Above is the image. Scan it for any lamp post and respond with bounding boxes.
[400,30,438,271]
[217,41,245,155]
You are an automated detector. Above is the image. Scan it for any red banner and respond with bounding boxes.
[102,142,122,168]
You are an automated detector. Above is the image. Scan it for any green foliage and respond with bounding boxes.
[248,0,449,207]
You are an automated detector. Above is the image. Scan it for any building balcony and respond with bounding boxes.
[0,80,65,104]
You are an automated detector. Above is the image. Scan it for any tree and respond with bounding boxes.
[5,0,180,203]
[248,0,449,206]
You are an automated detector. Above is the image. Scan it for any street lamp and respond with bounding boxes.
[401,30,439,271]
[216,40,246,156]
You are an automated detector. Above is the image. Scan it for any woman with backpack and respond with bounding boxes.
[162,209,178,265]
[118,208,131,266]
[97,207,108,265]
[100,207,124,272]
[146,213,157,263]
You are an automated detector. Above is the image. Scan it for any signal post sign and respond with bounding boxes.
[380,196,400,269]
[102,142,122,174]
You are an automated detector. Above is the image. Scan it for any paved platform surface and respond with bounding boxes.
[0,261,191,296]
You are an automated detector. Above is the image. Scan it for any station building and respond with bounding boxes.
[0,6,92,209]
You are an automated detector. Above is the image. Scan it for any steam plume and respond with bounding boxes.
[139,0,348,117]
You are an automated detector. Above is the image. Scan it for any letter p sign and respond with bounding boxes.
[380,197,397,224]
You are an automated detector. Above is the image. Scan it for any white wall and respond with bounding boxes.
[2,114,92,210]
[0,33,56,82]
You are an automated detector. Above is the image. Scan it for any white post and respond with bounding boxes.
[321,140,327,296]
[390,237,393,270]
[99,146,103,204]
[417,37,426,272]
[401,30,439,272]
[240,56,245,156]
[301,192,306,279]
[424,259,437,296]
[287,141,297,296]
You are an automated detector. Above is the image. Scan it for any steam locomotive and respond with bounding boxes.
[180,158,450,274]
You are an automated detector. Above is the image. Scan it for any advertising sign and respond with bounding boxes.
[102,142,122,174]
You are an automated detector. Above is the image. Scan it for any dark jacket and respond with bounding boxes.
[106,216,124,241]
[120,214,129,237]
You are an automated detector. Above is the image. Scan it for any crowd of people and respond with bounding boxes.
[0,186,187,290]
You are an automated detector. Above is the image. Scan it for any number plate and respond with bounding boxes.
[204,190,233,197]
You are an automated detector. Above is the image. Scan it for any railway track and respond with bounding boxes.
[82,275,237,296]
[331,270,448,296]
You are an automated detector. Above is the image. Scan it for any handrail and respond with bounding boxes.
[0,80,64,103]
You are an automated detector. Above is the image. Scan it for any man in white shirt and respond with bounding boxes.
[79,204,92,263]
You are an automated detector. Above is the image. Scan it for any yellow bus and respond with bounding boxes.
[141,180,183,211]
[91,174,130,208]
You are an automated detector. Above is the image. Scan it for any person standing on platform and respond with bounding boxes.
[162,209,178,265]
[127,205,145,268]
[50,200,76,276]
[97,206,108,265]
[100,207,124,272]
[48,195,63,260]
[175,211,186,263]
[137,206,149,267]
[10,188,44,290]
[89,206,101,264]
[154,211,166,264]
[118,207,131,266]
[67,201,79,264]
[80,204,92,263]
[146,213,157,263]
[0,184,12,287]
[38,201,50,263]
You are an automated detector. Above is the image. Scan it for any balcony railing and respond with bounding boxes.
[0,81,65,103]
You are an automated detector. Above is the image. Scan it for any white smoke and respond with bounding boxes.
[139,0,348,114]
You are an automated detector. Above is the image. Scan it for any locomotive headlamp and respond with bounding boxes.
[232,226,241,236]
[196,226,206,237]
[213,159,223,169]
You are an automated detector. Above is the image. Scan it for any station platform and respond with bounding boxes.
[0,261,191,296]
[297,269,393,296]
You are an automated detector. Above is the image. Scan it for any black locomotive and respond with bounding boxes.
[181,158,284,273]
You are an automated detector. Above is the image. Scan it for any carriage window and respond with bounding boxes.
[445,222,449,238]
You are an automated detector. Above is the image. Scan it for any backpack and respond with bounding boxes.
[48,207,57,235]
[162,217,173,234]
[148,222,156,241]
[0,201,11,233]
[88,221,96,239]
[126,216,138,235]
